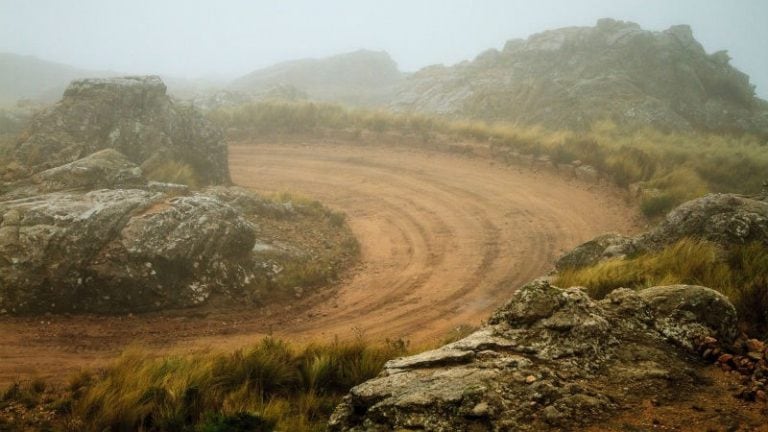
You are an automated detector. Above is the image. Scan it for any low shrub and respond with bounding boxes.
[143,160,201,188]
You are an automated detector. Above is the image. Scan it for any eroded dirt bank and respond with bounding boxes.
[0,142,642,384]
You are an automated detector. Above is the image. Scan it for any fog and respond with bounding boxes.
[1,0,767,96]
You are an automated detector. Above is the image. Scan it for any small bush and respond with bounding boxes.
[195,412,275,432]
[640,193,676,218]
[197,412,275,432]
[144,160,201,188]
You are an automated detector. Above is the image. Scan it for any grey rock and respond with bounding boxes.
[556,193,768,270]
[1,149,147,200]
[32,148,146,192]
[643,193,768,248]
[555,233,637,270]
[638,284,739,348]
[574,165,600,183]
[0,187,261,313]
[13,75,229,185]
[329,281,736,431]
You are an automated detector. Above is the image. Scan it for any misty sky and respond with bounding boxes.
[1,0,767,97]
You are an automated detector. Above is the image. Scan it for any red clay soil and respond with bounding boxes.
[0,142,643,385]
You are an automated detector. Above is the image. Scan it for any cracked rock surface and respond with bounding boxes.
[329,281,736,431]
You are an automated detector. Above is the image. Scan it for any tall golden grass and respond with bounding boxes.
[1,337,413,432]
[143,160,202,188]
[556,238,768,335]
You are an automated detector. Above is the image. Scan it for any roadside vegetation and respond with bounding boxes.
[556,238,768,336]
[249,191,359,300]
[0,322,480,432]
[209,101,768,218]
[0,337,413,432]
[143,160,202,188]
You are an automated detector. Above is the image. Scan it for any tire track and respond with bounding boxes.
[0,141,643,385]
[228,143,642,342]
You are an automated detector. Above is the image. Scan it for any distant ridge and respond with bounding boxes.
[0,53,114,106]
[392,18,768,135]
[230,49,404,106]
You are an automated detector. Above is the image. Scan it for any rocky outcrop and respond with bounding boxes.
[12,76,229,184]
[330,192,761,430]
[0,150,259,313]
[393,19,768,135]
[557,193,768,269]
[0,77,356,314]
[329,281,737,431]
[0,147,353,314]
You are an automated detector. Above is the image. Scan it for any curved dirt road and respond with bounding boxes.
[0,142,642,384]
[228,143,642,341]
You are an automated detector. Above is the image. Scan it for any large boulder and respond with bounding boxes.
[0,183,260,314]
[12,76,229,184]
[643,193,768,248]
[0,77,357,314]
[329,281,738,431]
[556,193,768,269]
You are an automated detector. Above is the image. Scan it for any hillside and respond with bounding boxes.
[0,53,230,106]
[229,49,404,106]
[392,19,768,135]
[0,53,113,106]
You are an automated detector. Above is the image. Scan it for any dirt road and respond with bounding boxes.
[0,142,642,384]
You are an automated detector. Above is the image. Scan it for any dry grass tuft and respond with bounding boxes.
[210,102,768,218]
[556,238,768,335]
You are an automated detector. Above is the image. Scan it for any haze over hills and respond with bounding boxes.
[2,19,767,135]
[3,5,768,430]
[229,49,404,106]
[0,53,114,106]
[393,18,768,135]
[0,53,228,107]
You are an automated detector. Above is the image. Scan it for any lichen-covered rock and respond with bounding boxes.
[329,282,738,431]
[13,76,229,185]
[0,187,260,313]
[33,148,146,192]
[555,233,636,270]
[638,284,739,349]
[1,148,147,200]
[556,193,768,269]
[644,193,768,248]
[393,19,768,135]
